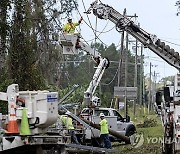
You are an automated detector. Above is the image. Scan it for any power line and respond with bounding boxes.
[160,39,180,47]
[73,0,110,46]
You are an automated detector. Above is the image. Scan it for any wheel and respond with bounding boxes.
[125,126,136,144]
[164,143,173,154]
[125,125,136,137]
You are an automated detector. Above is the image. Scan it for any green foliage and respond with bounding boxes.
[8,0,45,90]
[0,0,78,92]
[136,116,158,128]
[60,0,78,17]
[176,1,180,15]
[159,76,174,85]
[0,67,13,114]
[114,108,162,154]
[0,0,78,112]
[46,84,87,104]
[58,42,142,106]
[0,0,11,54]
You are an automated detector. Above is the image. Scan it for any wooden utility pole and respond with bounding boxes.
[148,62,152,114]
[133,37,138,118]
[142,66,146,114]
[124,32,128,118]
[139,45,143,106]
[117,8,126,87]
[116,8,126,109]
[151,71,159,111]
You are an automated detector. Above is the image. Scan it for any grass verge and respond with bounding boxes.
[114,105,163,154]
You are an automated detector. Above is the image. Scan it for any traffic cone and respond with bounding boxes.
[20,108,31,135]
[6,104,19,134]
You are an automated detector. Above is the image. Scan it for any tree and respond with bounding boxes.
[59,42,140,107]
[8,0,45,91]
[0,0,78,113]
[176,1,180,15]
[0,0,11,69]
[0,0,78,90]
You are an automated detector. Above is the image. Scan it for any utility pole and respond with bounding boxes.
[117,8,126,87]
[142,67,146,114]
[115,10,138,115]
[148,62,152,114]
[124,32,128,118]
[151,71,159,111]
[139,45,143,106]
[133,36,138,118]
[116,8,126,110]
[151,71,156,111]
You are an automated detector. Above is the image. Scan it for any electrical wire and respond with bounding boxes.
[100,67,119,86]
[71,0,121,86]
[73,0,109,47]
[89,23,115,34]
[160,39,180,47]
[79,20,112,43]
[46,6,91,84]
[81,0,96,35]
[46,8,77,55]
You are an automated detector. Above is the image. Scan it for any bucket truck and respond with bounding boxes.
[156,74,180,154]
[85,0,180,153]
[60,30,136,145]
[0,84,69,153]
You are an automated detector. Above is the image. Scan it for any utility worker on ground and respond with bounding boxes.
[63,17,83,34]
[61,114,79,144]
[99,113,112,149]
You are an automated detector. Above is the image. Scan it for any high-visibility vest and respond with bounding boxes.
[63,22,79,34]
[61,116,74,130]
[99,118,109,134]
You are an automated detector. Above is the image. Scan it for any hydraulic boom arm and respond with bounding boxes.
[86,0,180,70]
[60,34,109,107]
[79,42,109,107]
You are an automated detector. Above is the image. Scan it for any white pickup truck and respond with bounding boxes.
[80,107,136,144]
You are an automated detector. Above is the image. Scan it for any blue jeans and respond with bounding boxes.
[100,134,112,149]
[69,129,79,144]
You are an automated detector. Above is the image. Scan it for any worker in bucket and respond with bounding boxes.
[63,17,83,34]
[62,17,83,49]
[99,113,112,149]
[61,114,80,144]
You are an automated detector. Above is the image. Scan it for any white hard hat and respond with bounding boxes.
[99,113,105,117]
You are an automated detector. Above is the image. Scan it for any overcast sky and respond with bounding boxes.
[73,0,180,82]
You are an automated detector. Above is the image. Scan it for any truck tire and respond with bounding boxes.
[164,143,173,154]
[125,125,136,144]
[125,125,136,136]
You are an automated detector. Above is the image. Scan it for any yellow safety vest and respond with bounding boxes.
[61,116,74,130]
[99,119,109,134]
[63,22,79,34]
